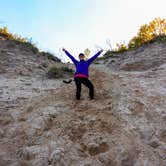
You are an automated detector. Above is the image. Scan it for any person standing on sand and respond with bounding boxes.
[62,48,103,100]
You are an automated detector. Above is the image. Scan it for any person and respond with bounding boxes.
[62,48,103,100]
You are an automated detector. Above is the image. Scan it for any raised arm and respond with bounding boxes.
[62,48,78,64]
[87,50,103,64]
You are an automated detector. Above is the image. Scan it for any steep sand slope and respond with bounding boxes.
[0,40,166,165]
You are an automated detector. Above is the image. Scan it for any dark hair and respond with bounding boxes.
[79,53,85,57]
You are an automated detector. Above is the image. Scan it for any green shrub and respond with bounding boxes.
[47,66,74,78]
[61,66,74,73]
[47,66,63,78]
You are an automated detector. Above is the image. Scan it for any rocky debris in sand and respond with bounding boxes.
[0,128,4,137]
[49,147,65,166]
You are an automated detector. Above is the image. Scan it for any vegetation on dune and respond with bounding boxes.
[99,17,166,60]
[0,26,38,52]
[47,65,74,78]
[128,17,166,49]
[0,26,61,62]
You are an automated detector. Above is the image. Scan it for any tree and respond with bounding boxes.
[128,17,166,49]
[149,17,166,36]
[84,48,91,59]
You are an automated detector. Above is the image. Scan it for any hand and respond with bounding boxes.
[62,48,66,52]
[100,49,103,53]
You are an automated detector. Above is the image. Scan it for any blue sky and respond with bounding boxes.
[0,0,165,61]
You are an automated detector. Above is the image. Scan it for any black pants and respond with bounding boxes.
[74,77,94,100]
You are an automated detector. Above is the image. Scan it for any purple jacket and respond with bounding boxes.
[64,50,102,77]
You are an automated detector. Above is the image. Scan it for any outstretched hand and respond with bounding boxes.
[99,49,103,53]
[62,48,66,52]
